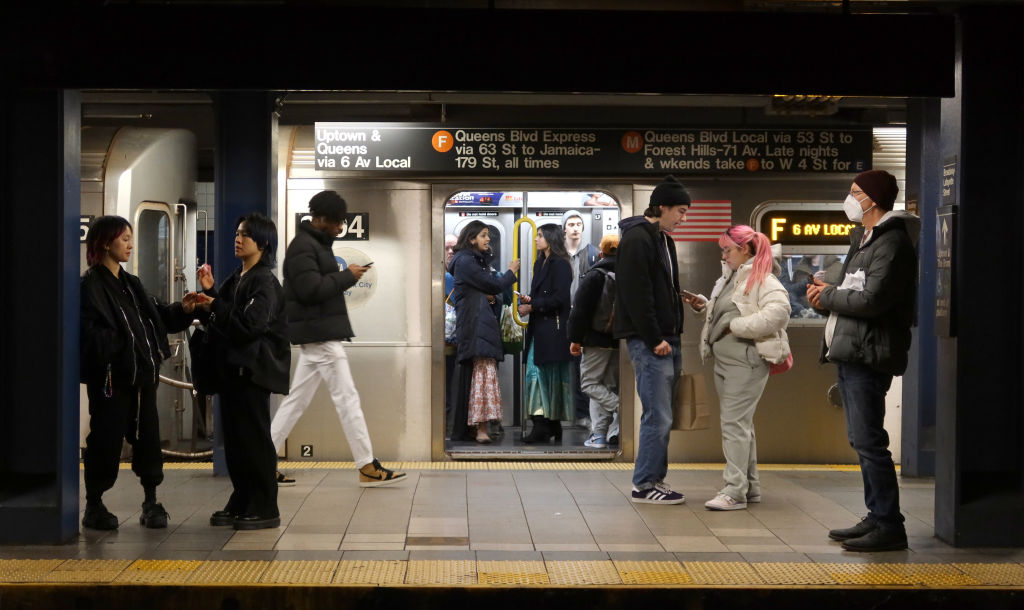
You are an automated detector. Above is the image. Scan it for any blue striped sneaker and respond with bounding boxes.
[631,483,686,505]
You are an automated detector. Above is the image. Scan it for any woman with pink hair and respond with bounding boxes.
[687,225,791,511]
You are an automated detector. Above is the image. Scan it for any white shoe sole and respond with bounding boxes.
[705,501,747,511]
[631,496,686,505]
[359,473,407,488]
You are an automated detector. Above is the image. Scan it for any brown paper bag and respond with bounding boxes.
[672,373,710,431]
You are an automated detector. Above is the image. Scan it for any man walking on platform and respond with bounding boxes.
[270,190,406,488]
[807,169,918,551]
[616,176,690,504]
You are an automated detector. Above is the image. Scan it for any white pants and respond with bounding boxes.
[580,347,620,439]
[270,341,374,468]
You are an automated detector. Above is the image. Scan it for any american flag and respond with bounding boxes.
[667,200,732,242]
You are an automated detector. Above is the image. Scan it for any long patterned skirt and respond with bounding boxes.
[467,358,502,425]
[525,347,573,421]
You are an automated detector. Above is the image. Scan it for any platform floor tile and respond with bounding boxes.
[613,560,693,585]
[751,562,837,585]
[187,560,270,584]
[113,559,202,584]
[259,560,338,585]
[547,560,622,585]
[820,562,916,585]
[952,562,1024,586]
[333,559,407,585]
[405,560,477,585]
[477,560,550,585]
[684,561,765,585]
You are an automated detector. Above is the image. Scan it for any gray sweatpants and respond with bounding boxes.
[580,347,619,439]
[711,334,769,501]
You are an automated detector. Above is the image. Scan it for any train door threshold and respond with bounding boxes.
[448,448,619,460]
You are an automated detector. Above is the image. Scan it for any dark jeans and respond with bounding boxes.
[627,336,681,490]
[83,380,163,502]
[220,370,278,518]
[837,361,904,526]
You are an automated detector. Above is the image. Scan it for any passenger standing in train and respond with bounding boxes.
[80,215,201,530]
[448,220,520,443]
[444,233,458,434]
[568,233,621,449]
[616,175,689,504]
[806,169,918,552]
[195,213,291,530]
[268,191,406,487]
[519,224,574,443]
[688,226,791,510]
[562,211,600,430]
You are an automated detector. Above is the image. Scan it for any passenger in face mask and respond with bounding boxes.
[806,169,920,552]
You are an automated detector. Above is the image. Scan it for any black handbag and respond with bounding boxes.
[188,326,224,395]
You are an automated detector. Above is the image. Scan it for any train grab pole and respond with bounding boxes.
[512,216,536,328]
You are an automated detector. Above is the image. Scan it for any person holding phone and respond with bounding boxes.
[690,225,791,511]
[268,190,405,487]
[80,215,202,530]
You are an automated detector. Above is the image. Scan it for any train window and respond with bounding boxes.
[136,206,172,304]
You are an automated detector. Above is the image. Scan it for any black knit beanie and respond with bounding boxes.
[649,175,691,208]
[853,170,898,211]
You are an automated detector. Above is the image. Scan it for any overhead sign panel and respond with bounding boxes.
[314,124,872,175]
[759,210,858,247]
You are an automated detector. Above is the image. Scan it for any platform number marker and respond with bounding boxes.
[301,445,313,458]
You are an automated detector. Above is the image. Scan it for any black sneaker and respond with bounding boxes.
[630,483,685,505]
[841,525,908,552]
[276,471,296,487]
[358,459,407,488]
[233,514,281,530]
[82,503,119,530]
[140,502,169,529]
[210,510,235,527]
[828,516,879,541]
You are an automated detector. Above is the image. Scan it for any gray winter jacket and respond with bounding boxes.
[817,210,920,375]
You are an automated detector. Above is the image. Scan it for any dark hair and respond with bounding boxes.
[454,220,490,253]
[308,190,347,222]
[236,212,278,267]
[537,223,569,265]
[85,215,132,267]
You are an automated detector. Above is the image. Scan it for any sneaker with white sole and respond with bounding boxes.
[358,459,407,488]
[583,434,608,449]
[705,493,747,511]
[631,484,685,505]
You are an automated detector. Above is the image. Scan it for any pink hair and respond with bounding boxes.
[718,225,773,295]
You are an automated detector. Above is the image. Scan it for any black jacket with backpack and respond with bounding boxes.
[567,255,617,349]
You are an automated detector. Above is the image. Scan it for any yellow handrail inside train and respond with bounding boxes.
[512,216,537,328]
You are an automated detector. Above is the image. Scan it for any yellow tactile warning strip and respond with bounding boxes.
[260,560,337,585]
[188,560,270,584]
[405,560,477,585]
[684,561,765,585]
[614,560,693,585]
[3,559,1023,588]
[547,560,622,585]
[113,559,202,584]
[334,560,407,585]
[952,563,1024,586]
[136,462,876,472]
[477,560,550,585]
[752,562,837,585]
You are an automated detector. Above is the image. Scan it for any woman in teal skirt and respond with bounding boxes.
[518,224,574,443]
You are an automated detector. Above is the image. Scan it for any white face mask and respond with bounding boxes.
[843,193,874,223]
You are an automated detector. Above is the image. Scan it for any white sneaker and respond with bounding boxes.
[705,493,747,511]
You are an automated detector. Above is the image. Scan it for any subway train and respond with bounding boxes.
[78,124,907,465]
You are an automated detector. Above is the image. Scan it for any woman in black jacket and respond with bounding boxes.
[194,213,290,530]
[518,224,574,443]
[448,221,520,443]
[80,216,198,530]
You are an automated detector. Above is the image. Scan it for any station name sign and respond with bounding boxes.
[759,210,857,247]
[314,124,872,176]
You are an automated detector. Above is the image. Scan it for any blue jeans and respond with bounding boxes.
[837,361,904,526]
[628,336,681,490]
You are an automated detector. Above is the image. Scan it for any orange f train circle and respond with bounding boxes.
[432,131,454,153]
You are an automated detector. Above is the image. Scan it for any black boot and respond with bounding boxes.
[522,415,551,443]
[551,419,563,442]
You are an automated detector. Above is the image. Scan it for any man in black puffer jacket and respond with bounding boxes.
[808,169,919,552]
[268,190,406,488]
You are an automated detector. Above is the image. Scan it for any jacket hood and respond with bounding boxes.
[299,219,335,246]
[873,210,922,249]
[619,215,653,234]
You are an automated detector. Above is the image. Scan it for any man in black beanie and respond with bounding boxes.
[616,175,691,504]
[807,169,919,551]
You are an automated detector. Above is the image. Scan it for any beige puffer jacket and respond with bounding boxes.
[697,253,791,365]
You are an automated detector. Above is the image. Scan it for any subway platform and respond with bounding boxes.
[1,463,1023,609]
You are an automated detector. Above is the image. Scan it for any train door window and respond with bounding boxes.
[753,202,853,325]
[135,203,173,304]
[442,189,621,457]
